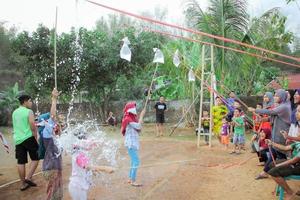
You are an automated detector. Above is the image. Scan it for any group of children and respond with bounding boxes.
[201,94,246,154]
[11,88,115,200]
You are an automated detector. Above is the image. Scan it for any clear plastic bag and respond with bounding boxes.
[153,48,164,64]
[173,49,180,67]
[188,69,196,82]
[120,37,131,62]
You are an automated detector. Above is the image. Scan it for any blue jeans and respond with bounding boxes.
[127,147,140,182]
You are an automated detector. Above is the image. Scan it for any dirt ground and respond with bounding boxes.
[1,124,300,200]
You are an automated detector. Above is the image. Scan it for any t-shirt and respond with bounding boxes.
[69,152,92,191]
[202,118,210,128]
[42,118,55,138]
[233,117,245,136]
[291,142,300,159]
[154,102,167,115]
[12,106,33,145]
[259,139,268,150]
[221,124,229,136]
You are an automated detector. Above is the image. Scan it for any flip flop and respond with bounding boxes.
[131,183,143,187]
[25,179,37,187]
[296,191,300,196]
[255,175,268,180]
[20,183,30,191]
[229,151,236,154]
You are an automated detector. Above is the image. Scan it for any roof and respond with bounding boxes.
[287,74,300,89]
[266,74,300,90]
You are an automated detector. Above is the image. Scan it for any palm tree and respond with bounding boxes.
[184,0,249,79]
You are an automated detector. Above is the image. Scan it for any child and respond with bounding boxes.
[121,102,146,186]
[250,103,263,153]
[69,139,114,200]
[106,111,116,126]
[230,108,245,154]
[257,128,271,166]
[202,110,210,145]
[220,117,230,149]
[40,88,65,200]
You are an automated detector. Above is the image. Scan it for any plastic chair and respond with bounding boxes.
[276,175,300,200]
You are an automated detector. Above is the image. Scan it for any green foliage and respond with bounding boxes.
[184,1,294,95]
[0,83,22,125]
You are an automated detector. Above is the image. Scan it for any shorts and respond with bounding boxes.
[156,114,165,124]
[221,135,229,145]
[233,134,245,145]
[268,162,300,177]
[15,136,39,164]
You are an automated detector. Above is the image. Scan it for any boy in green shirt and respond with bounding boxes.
[12,94,39,191]
[230,108,245,154]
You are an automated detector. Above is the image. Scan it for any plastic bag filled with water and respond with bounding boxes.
[120,37,131,62]
[173,49,180,67]
[188,69,196,82]
[153,48,164,64]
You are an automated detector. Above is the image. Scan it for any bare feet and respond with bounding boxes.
[285,192,296,200]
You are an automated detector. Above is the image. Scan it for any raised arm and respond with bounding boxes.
[50,88,59,119]
[254,105,286,117]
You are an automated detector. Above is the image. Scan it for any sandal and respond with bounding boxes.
[25,179,37,187]
[255,174,268,180]
[20,183,30,191]
[131,182,143,187]
[296,191,300,196]
[229,151,236,155]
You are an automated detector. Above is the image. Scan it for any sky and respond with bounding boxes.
[0,0,299,35]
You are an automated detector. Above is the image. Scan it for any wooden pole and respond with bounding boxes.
[197,45,205,148]
[143,63,159,111]
[54,6,58,89]
[209,45,214,148]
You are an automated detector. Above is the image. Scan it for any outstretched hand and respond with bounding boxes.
[280,130,288,139]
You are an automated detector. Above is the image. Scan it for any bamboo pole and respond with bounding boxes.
[54,6,58,89]
[197,45,205,148]
[143,63,159,111]
[209,45,214,148]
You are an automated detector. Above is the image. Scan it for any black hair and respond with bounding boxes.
[257,103,263,107]
[18,94,31,105]
[234,108,242,113]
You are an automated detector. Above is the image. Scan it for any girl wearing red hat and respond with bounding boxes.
[121,102,146,187]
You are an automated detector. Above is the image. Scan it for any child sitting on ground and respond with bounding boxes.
[220,117,230,150]
[230,108,245,155]
[256,128,271,166]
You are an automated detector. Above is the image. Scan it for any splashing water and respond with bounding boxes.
[66,0,83,125]
[58,120,120,166]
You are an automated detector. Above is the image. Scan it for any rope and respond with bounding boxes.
[85,0,300,64]
[144,28,300,69]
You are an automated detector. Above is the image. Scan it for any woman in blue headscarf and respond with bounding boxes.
[263,92,274,109]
